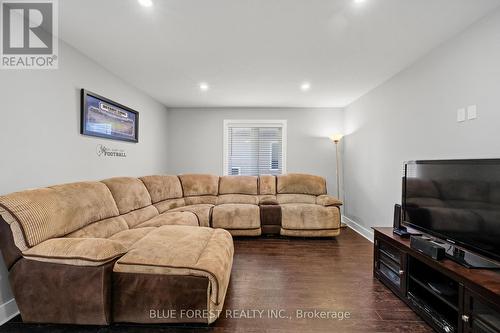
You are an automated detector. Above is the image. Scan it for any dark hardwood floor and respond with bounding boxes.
[0,228,432,333]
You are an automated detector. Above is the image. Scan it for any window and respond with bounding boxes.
[223,120,287,176]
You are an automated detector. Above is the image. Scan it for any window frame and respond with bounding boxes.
[223,119,287,176]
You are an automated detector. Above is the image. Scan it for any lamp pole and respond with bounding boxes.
[334,139,341,199]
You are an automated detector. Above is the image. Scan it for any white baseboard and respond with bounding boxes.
[0,298,18,326]
[342,215,374,243]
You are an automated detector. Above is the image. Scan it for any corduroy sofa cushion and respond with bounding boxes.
[0,182,119,247]
[22,238,127,266]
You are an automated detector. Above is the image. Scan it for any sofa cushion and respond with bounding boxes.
[316,195,343,207]
[277,173,326,195]
[140,175,183,203]
[281,204,340,230]
[169,204,214,227]
[259,195,279,205]
[135,212,199,228]
[219,176,258,195]
[121,205,159,228]
[277,194,317,204]
[154,198,186,213]
[0,182,119,247]
[216,194,259,205]
[22,238,127,266]
[108,227,155,249]
[212,204,260,230]
[185,195,217,205]
[66,216,129,239]
[101,177,152,214]
[179,174,219,197]
[114,225,233,305]
[259,175,276,195]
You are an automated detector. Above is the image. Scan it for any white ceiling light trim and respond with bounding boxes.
[300,82,311,92]
[199,82,210,92]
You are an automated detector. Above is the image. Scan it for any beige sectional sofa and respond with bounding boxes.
[0,173,341,326]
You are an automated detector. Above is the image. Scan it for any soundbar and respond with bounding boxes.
[410,236,445,261]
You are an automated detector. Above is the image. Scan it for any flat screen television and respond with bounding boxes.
[403,159,500,265]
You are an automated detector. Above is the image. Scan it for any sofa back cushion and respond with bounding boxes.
[259,175,276,195]
[277,174,326,196]
[179,174,219,197]
[277,194,317,204]
[219,176,258,195]
[101,177,152,214]
[140,175,183,203]
[0,182,119,247]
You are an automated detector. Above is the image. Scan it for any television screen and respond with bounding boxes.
[403,159,500,262]
[81,89,139,143]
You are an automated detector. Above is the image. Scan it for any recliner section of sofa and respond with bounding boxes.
[277,174,342,237]
[0,172,341,326]
[212,176,261,236]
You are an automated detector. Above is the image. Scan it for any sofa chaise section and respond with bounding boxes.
[113,225,233,324]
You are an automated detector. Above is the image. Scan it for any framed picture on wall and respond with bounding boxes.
[80,89,139,143]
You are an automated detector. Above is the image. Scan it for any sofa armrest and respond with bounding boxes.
[22,238,126,266]
[316,195,343,207]
[259,195,279,205]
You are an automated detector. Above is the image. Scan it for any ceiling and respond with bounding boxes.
[59,0,500,108]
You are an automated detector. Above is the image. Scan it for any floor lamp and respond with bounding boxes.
[330,134,343,199]
[330,134,346,228]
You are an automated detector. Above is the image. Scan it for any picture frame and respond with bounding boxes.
[80,89,139,143]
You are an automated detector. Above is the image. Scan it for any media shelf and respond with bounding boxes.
[373,227,500,333]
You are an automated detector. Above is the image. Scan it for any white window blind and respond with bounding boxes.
[223,120,287,176]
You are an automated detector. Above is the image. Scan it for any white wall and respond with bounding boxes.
[0,41,169,323]
[167,108,344,195]
[343,9,500,238]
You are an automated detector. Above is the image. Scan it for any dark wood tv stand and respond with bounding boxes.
[373,227,500,333]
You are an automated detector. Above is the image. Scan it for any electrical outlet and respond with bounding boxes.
[457,108,466,122]
[467,105,477,120]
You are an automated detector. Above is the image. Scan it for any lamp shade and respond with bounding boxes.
[330,134,344,143]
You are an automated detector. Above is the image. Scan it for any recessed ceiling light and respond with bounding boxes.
[199,82,209,91]
[354,0,365,3]
[300,82,311,91]
[138,0,153,7]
